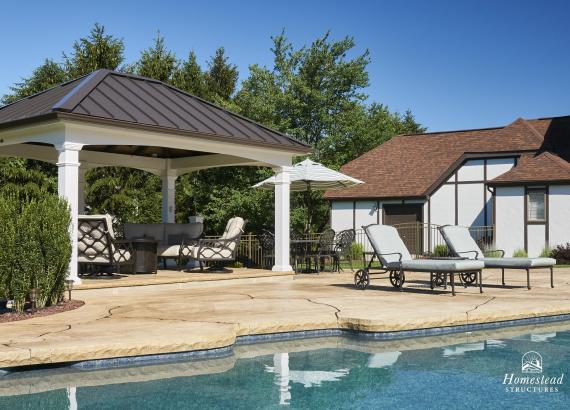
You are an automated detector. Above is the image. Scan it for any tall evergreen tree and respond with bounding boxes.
[63,23,125,78]
[134,32,177,82]
[205,47,239,101]
[172,51,207,98]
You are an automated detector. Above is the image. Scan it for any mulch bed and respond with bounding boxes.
[0,299,84,323]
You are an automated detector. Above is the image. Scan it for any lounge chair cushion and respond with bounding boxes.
[157,244,181,258]
[221,217,245,239]
[480,257,556,268]
[439,225,484,259]
[386,259,484,272]
[366,225,412,264]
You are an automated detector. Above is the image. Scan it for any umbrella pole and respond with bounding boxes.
[305,183,312,234]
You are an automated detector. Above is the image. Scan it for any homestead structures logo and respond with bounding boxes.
[503,351,564,393]
[521,351,542,373]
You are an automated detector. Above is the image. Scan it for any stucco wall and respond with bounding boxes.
[486,158,516,179]
[330,201,353,232]
[354,201,378,230]
[457,184,485,226]
[457,159,484,181]
[549,185,570,248]
[495,187,525,256]
[527,224,546,258]
[430,184,455,226]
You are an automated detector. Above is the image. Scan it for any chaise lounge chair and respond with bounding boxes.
[355,224,484,295]
[439,225,556,290]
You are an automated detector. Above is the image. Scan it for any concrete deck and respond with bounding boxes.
[0,267,569,368]
[75,268,294,290]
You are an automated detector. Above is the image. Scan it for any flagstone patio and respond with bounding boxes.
[0,267,569,369]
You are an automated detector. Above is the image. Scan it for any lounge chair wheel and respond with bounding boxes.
[460,272,477,285]
[354,269,370,289]
[432,273,446,288]
[389,270,405,288]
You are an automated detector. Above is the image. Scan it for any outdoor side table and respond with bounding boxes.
[130,238,159,274]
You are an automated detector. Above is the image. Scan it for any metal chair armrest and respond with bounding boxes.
[456,250,480,259]
[377,252,403,262]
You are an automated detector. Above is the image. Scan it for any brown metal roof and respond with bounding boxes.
[324,116,570,200]
[0,69,310,153]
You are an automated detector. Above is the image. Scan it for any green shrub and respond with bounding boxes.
[482,243,502,257]
[350,242,364,260]
[551,243,570,264]
[512,248,528,258]
[432,244,449,257]
[539,246,553,258]
[0,194,71,313]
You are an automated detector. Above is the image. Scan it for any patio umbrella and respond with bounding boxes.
[253,158,364,231]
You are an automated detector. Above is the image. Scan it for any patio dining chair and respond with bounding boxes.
[332,229,356,272]
[257,229,275,269]
[305,228,336,272]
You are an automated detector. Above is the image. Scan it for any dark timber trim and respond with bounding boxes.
[424,152,527,197]
[524,186,528,253]
[454,172,459,225]
[352,201,356,231]
[483,159,488,226]
[546,185,550,245]
[524,186,549,253]
[376,201,380,224]
[427,195,432,252]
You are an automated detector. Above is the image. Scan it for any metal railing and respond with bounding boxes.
[234,223,495,268]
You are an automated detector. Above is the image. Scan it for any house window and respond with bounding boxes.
[527,189,546,222]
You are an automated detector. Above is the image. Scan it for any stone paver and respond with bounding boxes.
[0,268,568,368]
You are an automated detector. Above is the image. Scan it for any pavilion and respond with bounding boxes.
[0,69,310,282]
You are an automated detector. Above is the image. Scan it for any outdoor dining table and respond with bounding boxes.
[291,239,320,273]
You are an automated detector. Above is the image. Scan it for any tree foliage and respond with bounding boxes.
[172,51,208,98]
[1,24,424,234]
[134,32,177,82]
[63,23,125,78]
[205,47,239,102]
[2,60,66,105]
[0,194,71,312]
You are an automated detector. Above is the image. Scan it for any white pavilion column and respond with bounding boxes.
[78,165,87,213]
[56,142,83,284]
[272,167,292,272]
[161,170,177,223]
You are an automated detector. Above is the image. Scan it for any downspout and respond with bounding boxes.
[486,185,496,244]
[426,194,431,254]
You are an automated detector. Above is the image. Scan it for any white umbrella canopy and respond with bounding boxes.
[253,159,364,191]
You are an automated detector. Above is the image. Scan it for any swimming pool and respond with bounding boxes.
[1,322,568,409]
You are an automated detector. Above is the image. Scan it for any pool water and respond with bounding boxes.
[1,322,569,409]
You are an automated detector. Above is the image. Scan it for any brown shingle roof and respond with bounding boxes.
[0,69,310,153]
[324,116,570,200]
[489,151,570,185]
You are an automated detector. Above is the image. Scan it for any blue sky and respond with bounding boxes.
[1,0,568,131]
